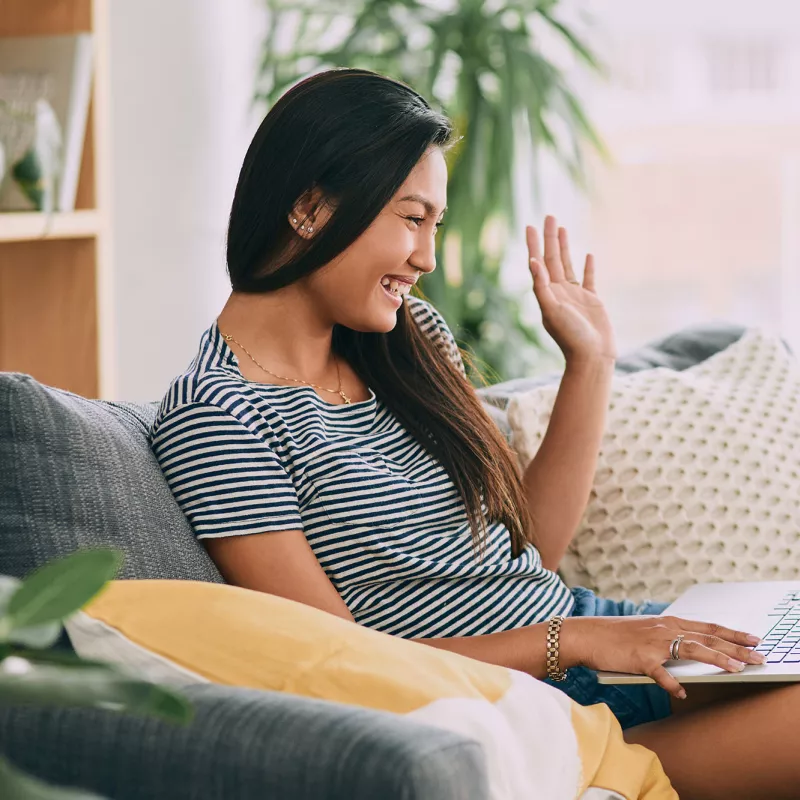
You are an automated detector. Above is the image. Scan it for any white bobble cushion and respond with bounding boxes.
[508,329,800,603]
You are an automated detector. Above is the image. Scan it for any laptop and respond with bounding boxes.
[597,581,800,685]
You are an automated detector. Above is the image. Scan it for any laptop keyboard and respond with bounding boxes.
[753,592,800,663]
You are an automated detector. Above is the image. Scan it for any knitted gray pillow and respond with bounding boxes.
[0,372,223,583]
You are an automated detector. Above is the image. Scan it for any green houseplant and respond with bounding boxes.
[257,0,607,383]
[0,549,192,799]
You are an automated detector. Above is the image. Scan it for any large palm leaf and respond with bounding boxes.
[257,0,608,383]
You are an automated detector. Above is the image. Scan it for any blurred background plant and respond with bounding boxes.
[0,549,192,799]
[256,0,608,384]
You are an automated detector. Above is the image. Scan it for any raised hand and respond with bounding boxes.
[527,216,617,364]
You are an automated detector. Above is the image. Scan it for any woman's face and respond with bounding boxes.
[303,146,448,332]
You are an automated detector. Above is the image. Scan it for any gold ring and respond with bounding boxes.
[567,279,580,285]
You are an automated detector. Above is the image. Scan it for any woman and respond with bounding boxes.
[150,68,800,799]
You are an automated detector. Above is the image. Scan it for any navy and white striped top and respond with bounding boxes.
[149,296,574,638]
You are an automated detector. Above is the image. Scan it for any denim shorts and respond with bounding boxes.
[542,586,673,730]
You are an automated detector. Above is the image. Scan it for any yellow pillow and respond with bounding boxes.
[66,580,675,800]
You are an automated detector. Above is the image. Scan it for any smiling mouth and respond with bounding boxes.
[380,276,412,298]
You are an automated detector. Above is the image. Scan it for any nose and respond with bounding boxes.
[409,234,437,275]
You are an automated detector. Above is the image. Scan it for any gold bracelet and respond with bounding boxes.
[546,615,568,681]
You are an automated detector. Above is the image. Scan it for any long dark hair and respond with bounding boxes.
[226,68,535,559]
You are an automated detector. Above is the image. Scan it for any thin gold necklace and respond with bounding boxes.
[218,328,352,405]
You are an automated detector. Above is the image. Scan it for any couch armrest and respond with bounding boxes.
[0,684,488,800]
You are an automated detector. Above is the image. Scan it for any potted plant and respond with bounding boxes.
[0,549,191,799]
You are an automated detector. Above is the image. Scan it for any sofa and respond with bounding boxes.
[0,321,748,799]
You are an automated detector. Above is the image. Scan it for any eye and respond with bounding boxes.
[407,217,445,233]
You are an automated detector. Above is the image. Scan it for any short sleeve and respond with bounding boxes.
[149,401,303,539]
[406,296,467,378]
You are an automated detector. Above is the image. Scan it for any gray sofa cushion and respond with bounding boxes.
[0,683,489,800]
[0,373,222,583]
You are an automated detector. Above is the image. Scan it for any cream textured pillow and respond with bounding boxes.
[508,329,800,603]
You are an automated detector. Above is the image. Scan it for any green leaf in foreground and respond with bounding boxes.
[0,657,192,724]
[10,649,114,670]
[0,752,107,799]
[0,576,22,614]
[7,621,63,650]
[0,576,25,643]
[8,550,123,631]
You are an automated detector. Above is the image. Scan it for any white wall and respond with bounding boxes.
[108,0,267,401]
[505,0,800,357]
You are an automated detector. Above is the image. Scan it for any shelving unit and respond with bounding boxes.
[0,0,114,398]
[0,210,102,242]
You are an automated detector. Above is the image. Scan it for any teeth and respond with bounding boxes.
[381,277,411,296]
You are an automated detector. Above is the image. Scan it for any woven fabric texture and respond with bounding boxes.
[0,683,488,800]
[509,329,800,603]
[0,373,223,583]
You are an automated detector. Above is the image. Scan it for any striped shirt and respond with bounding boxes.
[149,296,574,638]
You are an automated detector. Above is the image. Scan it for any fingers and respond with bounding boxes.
[529,217,596,291]
[543,216,566,282]
[664,617,765,668]
[529,257,552,301]
[558,227,577,283]
[682,634,766,667]
[675,639,758,673]
[673,617,762,648]
[526,228,554,300]
[648,665,686,700]
[526,225,543,264]
[583,254,597,293]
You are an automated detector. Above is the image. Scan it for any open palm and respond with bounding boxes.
[526,216,617,363]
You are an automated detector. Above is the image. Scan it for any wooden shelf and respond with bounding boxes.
[0,0,114,399]
[0,210,102,242]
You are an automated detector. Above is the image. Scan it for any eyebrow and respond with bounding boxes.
[398,194,447,217]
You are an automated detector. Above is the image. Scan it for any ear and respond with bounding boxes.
[288,186,334,239]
